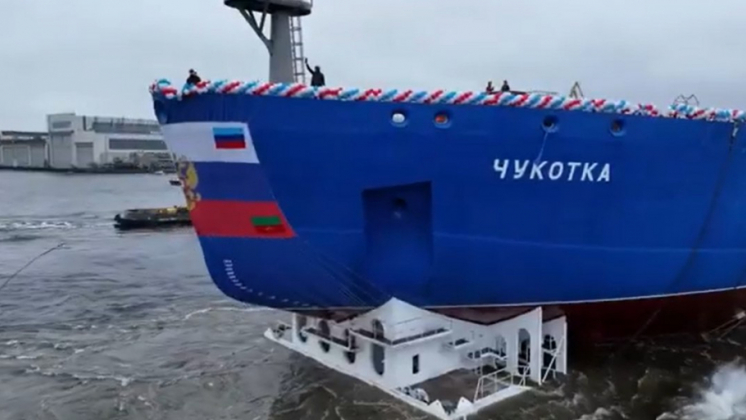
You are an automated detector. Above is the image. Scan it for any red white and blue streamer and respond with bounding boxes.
[149,79,746,123]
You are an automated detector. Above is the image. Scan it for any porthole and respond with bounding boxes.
[391,111,407,126]
[371,319,385,376]
[344,330,356,364]
[318,320,331,353]
[297,315,308,343]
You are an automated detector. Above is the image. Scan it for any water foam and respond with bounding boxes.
[674,362,746,420]
[183,306,269,321]
[0,220,75,231]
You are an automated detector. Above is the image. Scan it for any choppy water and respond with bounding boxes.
[1,170,745,420]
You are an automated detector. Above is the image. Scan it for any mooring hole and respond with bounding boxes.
[434,111,450,127]
[542,115,559,132]
[610,119,626,136]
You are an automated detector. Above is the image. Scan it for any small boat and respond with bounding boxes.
[169,179,181,186]
[113,206,191,230]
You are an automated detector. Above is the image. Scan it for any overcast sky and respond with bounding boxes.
[1,0,744,130]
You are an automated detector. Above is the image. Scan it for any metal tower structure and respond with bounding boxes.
[224,0,313,84]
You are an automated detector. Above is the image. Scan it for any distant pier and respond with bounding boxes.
[2,113,175,173]
[0,165,174,174]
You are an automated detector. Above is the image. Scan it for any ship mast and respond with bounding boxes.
[568,81,584,98]
[224,0,313,83]
[673,94,700,107]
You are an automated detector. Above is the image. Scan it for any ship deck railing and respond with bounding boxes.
[349,326,452,349]
[351,312,456,349]
[443,337,475,351]
[474,367,515,401]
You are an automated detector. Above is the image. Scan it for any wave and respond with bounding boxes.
[0,220,77,232]
[0,209,121,235]
[659,361,746,420]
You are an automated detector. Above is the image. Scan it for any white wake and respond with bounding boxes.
[675,362,746,420]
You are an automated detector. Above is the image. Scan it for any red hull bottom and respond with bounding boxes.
[296,288,746,345]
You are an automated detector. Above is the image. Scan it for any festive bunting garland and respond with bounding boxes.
[149,79,746,123]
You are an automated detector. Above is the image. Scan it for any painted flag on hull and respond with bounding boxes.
[160,122,259,164]
[189,200,295,239]
[177,161,276,202]
[251,215,287,234]
[212,127,246,150]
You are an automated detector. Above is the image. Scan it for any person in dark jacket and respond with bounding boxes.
[500,80,511,92]
[305,58,326,87]
[186,69,201,85]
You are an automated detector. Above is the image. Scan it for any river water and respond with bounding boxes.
[1,171,745,420]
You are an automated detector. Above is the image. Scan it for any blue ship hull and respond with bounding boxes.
[154,87,746,340]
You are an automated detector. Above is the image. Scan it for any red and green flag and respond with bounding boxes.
[251,215,287,235]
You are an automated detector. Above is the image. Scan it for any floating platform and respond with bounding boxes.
[264,298,567,419]
[113,206,191,230]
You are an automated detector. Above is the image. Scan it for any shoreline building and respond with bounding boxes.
[0,130,49,168]
[46,113,173,170]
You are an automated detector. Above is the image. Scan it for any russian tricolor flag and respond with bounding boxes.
[161,122,259,164]
[213,127,246,150]
[160,121,295,239]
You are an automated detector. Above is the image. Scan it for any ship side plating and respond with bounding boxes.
[152,81,746,340]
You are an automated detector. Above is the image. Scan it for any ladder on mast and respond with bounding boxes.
[289,15,307,84]
[569,81,584,99]
[673,94,700,107]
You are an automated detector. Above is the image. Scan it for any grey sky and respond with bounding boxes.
[1,0,744,130]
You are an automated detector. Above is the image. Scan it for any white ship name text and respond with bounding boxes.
[493,159,611,183]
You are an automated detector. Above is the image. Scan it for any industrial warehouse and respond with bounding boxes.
[0,113,174,172]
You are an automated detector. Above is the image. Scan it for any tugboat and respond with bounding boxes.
[113,206,191,230]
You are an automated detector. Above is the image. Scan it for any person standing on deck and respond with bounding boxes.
[501,80,511,92]
[486,81,495,93]
[305,58,326,87]
[186,69,201,85]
